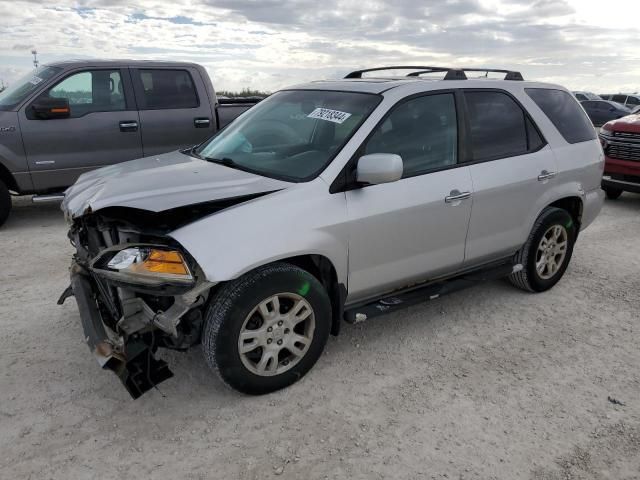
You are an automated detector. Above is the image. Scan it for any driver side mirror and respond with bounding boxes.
[31,97,71,120]
[356,153,403,185]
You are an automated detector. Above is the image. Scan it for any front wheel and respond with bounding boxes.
[603,187,623,200]
[202,263,331,395]
[0,180,11,228]
[509,207,576,292]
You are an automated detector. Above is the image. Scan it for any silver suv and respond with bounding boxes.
[60,66,605,397]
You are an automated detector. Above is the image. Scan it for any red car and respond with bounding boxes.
[600,111,640,199]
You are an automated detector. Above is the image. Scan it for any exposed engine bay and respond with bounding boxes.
[59,196,264,398]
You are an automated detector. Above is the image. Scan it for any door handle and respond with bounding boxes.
[194,117,211,128]
[119,121,138,132]
[445,190,472,204]
[538,170,556,181]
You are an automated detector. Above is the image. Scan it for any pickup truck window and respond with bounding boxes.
[364,93,457,177]
[194,90,380,182]
[526,88,596,144]
[136,69,199,110]
[41,70,126,117]
[0,66,62,111]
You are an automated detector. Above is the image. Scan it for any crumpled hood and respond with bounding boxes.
[62,151,292,218]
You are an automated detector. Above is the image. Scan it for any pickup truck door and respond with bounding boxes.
[19,68,143,191]
[130,67,215,156]
[462,89,557,266]
[345,92,473,303]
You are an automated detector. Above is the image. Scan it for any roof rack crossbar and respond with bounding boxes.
[344,66,524,81]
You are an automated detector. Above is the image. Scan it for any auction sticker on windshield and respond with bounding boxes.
[307,108,352,124]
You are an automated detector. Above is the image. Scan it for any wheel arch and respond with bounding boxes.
[0,161,19,193]
[547,195,583,234]
[206,254,346,337]
[278,254,345,336]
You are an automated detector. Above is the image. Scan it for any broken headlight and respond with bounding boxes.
[91,246,195,290]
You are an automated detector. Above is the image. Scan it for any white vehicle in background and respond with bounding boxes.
[60,66,605,398]
[599,93,640,110]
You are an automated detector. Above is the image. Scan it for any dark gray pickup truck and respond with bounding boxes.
[0,59,260,226]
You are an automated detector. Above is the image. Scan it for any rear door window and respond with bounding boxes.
[464,91,534,161]
[135,69,199,110]
[526,88,596,144]
[612,95,627,104]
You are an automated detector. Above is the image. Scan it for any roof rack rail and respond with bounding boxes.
[344,66,524,81]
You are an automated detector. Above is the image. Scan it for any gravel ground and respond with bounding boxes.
[1,194,639,480]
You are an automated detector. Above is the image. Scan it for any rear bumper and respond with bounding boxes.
[69,263,173,398]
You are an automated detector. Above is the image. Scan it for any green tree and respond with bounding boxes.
[217,88,270,98]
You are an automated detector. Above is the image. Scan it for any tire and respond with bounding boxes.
[508,207,576,293]
[603,187,623,200]
[202,262,331,395]
[0,180,11,228]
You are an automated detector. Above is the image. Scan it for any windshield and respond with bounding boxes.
[0,66,62,111]
[195,90,381,181]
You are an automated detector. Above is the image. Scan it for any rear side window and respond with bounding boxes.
[136,69,198,109]
[525,88,596,144]
[464,91,534,161]
[612,94,627,104]
[626,96,640,106]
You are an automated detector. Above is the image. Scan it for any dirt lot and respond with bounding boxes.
[1,194,639,480]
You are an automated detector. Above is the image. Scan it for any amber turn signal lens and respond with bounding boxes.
[131,249,190,276]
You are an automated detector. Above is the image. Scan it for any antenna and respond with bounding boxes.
[31,49,39,69]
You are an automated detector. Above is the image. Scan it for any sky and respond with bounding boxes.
[1,0,639,94]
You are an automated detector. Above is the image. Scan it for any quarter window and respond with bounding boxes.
[364,93,458,177]
[44,70,125,117]
[136,69,198,109]
[526,88,596,144]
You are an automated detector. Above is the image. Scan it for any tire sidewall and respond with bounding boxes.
[525,209,576,292]
[205,265,331,394]
[604,187,623,200]
[0,181,11,227]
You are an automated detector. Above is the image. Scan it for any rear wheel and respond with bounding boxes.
[509,207,576,292]
[0,180,11,228]
[603,187,623,200]
[202,263,331,395]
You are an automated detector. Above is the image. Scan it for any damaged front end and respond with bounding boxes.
[60,207,216,399]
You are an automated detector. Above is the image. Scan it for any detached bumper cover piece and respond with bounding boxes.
[69,264,173,398]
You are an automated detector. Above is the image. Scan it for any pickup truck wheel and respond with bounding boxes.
[0,180,11,228]
[603,187,623,200]
[508,207,576,292]
[202,262,331,395]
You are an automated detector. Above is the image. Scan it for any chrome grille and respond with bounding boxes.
[601,132,640,162]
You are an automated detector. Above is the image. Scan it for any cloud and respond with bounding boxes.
[0,0,639,92]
